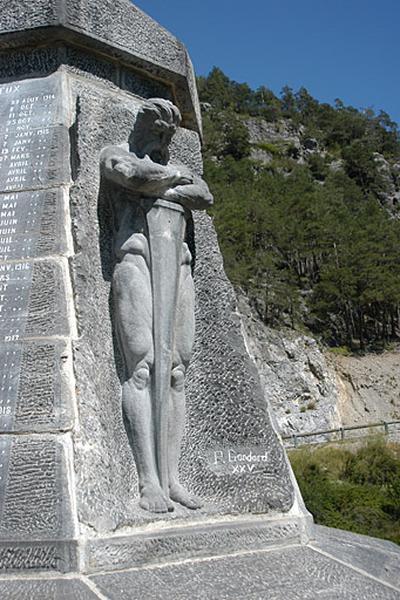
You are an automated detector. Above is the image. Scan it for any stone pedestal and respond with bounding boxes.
[0,0,309,583]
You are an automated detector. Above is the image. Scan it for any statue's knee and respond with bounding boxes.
[131,361,151,391]
[171,365,185,392]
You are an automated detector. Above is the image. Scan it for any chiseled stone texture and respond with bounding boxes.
[63,0,187,74]
[183,211,294,513]
[0,437,73,542]
[0,0,200,132]
[0,0,186,75]
[0,0,59,32]
[68,73,294,534]
[85,519,302,572]
[0,577,100,599]
[0,0,184,73]
[0,541,77,573]
[91,545,400,600]
[13,340,73,432]
[311,525,400,590]
[24,260,69,337]
[0,436,76,572]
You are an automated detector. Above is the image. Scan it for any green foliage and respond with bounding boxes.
[289,441,400,544]
[199,67,400,348]
[307,153,330,181]
[202,110,250,160]
[328,346,351,356]
[255,141,281,155]
[198,67,282,119]
[342,140,385,194]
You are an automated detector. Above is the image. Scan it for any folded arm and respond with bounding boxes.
[162,175,214,210]
[100,146,191,196]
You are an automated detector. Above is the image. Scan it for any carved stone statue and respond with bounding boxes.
[100,99,213,513]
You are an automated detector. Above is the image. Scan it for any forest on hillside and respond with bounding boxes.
[198,68,400,352]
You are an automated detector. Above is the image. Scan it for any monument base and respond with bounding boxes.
[83,513,312,573]
[0,526,399,599]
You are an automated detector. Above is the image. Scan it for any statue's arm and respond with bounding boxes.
[162,174,214,210]
[100,146,191,196]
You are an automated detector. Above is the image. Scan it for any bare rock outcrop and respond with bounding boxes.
[238,294,400,436]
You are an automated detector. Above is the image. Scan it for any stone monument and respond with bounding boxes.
[0,2,398,599]
[0,0,306,573]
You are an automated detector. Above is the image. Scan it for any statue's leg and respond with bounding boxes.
[168,248,202,509]
[113,253,173,513]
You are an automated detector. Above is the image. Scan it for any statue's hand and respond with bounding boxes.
[169,164,194,187]
[174,174,193,186]
[162,182,213,210]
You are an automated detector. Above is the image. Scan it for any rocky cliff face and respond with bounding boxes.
[238,295,400,436]
[334,351,400,426]
[245,117,322,166]
[238,295,341,436]
[234,116,400,435]
[373,152,400,211]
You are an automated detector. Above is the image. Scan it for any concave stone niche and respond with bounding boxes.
[68,76,297,532]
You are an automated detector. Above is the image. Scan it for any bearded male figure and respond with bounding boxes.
[100,99,213,513]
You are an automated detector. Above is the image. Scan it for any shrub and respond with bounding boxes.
[289,442,400,545]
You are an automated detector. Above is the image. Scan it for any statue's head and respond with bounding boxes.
[130,98,182,165]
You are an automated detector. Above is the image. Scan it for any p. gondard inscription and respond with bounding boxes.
[101,99,213,513]
[205,445,272,476]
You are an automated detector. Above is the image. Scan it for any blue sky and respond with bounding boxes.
[133,0,400,126]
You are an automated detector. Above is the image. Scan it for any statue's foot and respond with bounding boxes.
[139,483,174,513]
[169,483,202,510]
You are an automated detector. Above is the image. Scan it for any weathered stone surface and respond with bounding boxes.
[121,66,172,102]
[184,213,294,513]
[312,525,400,590]
[0,433,76,571]
[0,541,77,573]
[0,436,74,542]
[0,577,99,599]
[0,0,200,132]
[0,47,60,80]
[0,189,67,261]
[85,517,303,572]
[0,340,73,433]
[0,75,70,193]
[0,0,59,32]
[238,296,341,436]
[92,545,400,600]
[0,259,68,339]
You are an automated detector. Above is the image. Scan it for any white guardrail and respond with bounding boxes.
[282,420,400,448]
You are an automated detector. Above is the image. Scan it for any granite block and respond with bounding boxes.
[311,525,400,590]
[0,576,99,599]
[0,339,73,433]
[0,436,74,544]
[92,545,400,600]
[85,518,302,572]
